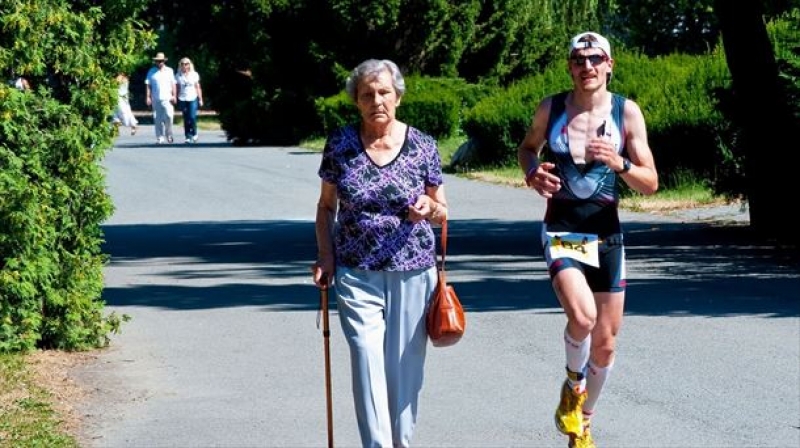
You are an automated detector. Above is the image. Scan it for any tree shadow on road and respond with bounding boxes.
[101,219,799,318]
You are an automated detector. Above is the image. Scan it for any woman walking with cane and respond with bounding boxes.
[311,58,449,448]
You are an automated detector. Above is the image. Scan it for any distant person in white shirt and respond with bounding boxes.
[11,75,30,91]
[175,57,204,144]
[112,73,138,136]
[145,52,177,144]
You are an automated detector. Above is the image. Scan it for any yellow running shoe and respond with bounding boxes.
[569,422,596,448]
[555,380,586,436]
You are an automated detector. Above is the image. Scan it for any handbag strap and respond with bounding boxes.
[439,219,448,270]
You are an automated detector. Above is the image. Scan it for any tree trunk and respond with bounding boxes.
[714,1,797,242]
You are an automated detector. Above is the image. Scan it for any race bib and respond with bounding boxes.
[545,232,599,268]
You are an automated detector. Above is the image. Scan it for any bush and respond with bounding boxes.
[314,75,497,140]
[0,1,150,352]
[462,67,571,164]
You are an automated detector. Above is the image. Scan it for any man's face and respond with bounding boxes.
[568,49,612,91]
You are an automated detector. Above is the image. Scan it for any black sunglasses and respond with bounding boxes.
[570,54,607,67]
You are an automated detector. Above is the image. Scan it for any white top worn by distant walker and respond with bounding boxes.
[145,65,176,102]
[176,71,201,102]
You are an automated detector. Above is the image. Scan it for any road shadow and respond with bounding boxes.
[101,219,799,318]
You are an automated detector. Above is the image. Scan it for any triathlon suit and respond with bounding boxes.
[540,91,628,293]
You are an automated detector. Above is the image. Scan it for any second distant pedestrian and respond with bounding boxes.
[113,73,138,136]
[145,52,177,144]
[176,57,204,144]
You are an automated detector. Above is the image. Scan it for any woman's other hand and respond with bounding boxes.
[407,196,436,223]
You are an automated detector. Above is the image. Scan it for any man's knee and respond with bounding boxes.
[590,340,616,366]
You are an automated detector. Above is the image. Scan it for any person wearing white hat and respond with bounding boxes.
[517,31,659,448]
[145,52,177,144]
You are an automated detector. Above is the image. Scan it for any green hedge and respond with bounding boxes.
[314,75,498,139]
[0,1,149,352]
[462,67,571,165]
[0,84,122,352]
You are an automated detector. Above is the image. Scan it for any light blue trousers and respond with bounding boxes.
[152,99,174,139]
[335,266,437,448]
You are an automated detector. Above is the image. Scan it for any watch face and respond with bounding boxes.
[618,158,631,174]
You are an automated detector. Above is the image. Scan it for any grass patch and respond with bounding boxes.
[132,111,222,131]
[196,115,222,131]
[0,352,78,447]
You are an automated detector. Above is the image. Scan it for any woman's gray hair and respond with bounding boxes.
[345,59,405,102]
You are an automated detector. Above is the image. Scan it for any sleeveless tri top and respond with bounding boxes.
[542,91,627,237]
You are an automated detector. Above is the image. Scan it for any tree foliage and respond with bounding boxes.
[0,0,153,352]
[146,0,602,144]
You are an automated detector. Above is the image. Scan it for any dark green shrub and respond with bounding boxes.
[399,88,461,139]
[0,1,149,352]
[462,67,571,164]
[315,92,359,137]
[406,76,499,109]
[314,75,493,139]
[612,50,735,190]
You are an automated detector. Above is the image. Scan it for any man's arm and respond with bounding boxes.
[517,97,561,197]
[618,100,658,195]
[517,98,549,177]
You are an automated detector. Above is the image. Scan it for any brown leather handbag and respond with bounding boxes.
[426,219,466,347]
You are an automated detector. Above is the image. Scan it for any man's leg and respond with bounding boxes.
[583,291,624,420]
[152,104,165,142]
[551,267,596,438]
[163,100,175,143]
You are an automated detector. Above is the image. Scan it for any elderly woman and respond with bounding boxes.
[312,58,449,447]
[175,57,204,143]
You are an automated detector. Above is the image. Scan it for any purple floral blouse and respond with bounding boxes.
[318,124,443,271]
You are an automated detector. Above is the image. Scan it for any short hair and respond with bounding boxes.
[345,59,405,103]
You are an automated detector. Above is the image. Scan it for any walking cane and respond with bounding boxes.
[317,274,334,448]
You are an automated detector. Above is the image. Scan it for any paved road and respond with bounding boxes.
[76,126,799,447]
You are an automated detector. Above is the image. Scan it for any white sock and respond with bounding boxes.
[564,330,589,392]
[584,359,614,413]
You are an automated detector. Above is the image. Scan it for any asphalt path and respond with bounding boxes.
[76,125,799,447]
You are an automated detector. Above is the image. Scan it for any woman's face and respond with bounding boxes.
[180,61,190,72]
[356,70,400,127]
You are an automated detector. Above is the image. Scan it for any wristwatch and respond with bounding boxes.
[616,158,632,174]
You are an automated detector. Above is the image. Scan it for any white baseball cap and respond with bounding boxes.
[569,32,611,58]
